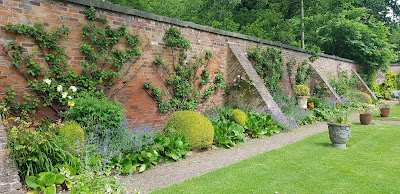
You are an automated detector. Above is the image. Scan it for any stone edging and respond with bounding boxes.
[62,0,356,64]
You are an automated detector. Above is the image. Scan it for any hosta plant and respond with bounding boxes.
[212,120,246,149]
[244,112,281,138]
[26,170,65,194]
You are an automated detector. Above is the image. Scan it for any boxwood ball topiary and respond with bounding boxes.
[164,111,214,151]
[58,121,85,152]
[355,92,372,104]
[232,109,247,126]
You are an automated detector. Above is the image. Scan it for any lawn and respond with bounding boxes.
[372,104,400,121]
[153,123,400,194]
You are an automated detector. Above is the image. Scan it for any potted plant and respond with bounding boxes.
[357,103,378,125]
[294,85,310,110]
[327,106,352,149]
[377,100,395,117]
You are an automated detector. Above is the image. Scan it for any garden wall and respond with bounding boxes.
[375,64,400,84]
[0,0,367,127]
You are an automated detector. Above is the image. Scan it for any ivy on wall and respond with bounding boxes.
[144,27,225,113]
[1,7,143,119]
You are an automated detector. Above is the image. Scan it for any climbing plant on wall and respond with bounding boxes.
[295,59,315,85]
[144,27,225,113]
[247,45,284,93]
[1,7,143,119]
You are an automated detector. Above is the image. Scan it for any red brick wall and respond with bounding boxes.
[0,0,359,127]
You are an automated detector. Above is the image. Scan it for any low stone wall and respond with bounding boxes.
[0,121,22,193]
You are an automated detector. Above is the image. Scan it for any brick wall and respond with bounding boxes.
[0,0,363,127]
[376,64,400,85]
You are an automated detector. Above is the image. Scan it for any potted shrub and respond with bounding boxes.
[377,100,395,117]
[294,85,310,109]
[327,106,352,149]
[357,103,378,125]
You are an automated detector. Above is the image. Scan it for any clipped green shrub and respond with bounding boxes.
[164,111,214,150]
[231,109,247,126]
[58,121,85,152]
[355,92,372,104]
[294,85,310,96]
[308,96,321,108]
[65,92,126,137]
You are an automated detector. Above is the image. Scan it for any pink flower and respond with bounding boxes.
[241,76,244,79]
[234,83,237,86]
[233,78,237,82]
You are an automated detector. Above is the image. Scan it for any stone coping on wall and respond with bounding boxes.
[389,63,400,66]
[63,0,356,64]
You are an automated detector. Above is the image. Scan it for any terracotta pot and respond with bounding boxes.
[380,108,390,117]
[328,122,351,149]
[359,114,372,125]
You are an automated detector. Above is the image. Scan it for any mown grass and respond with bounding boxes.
[372,104,400,121]
[153,123,400,194]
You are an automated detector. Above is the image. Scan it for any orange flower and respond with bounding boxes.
[308,102,314,109]
[306,108,309,111]
[335,101,339,107]
[303,97,307,102]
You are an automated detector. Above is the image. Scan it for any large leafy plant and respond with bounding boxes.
[244,112,281,138]
[26,170,65,194]
[212,120,246,149]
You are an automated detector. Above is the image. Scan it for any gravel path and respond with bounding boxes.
[125,115,361,193]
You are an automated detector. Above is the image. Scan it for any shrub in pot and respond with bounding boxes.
[377,100,395,117]
[357,103,378,125]
[294,85,310,109]
[327,106,352,149]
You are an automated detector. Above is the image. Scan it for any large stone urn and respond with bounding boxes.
[296,96,310,110]
[328,123,351,149]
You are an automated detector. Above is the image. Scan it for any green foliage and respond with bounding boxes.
[308,97,321,109]
[204,104,235,122]
[374,71,398,99]
[244,112,281,138]
[164,111,214,150]
[64,92,126,137]
[294,85,310,96]
[355,92,372,104]
[57,121,85,152]
[1,7,142,120]
[6,117,73,180]
[247,45,284,93]
[2,88,39,119]
[376,100,396,109]
[295,60,314,85]
[231,109,247,126]
[311,79,331,99]
[397,73,400,90]
[329,71,360,97]
[162,27,190,50]
[154,133,190,163]
[26,170,65,194]
[144,27,224,113]
[318,8,397,84]
[212,120,246,149]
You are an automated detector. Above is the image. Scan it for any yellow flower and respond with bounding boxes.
[68,101,75,107]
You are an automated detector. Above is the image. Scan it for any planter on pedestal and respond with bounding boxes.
[296,96,309,110]
[359,114,372,125]
[328,123,351,149]
[380,108,390,117]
